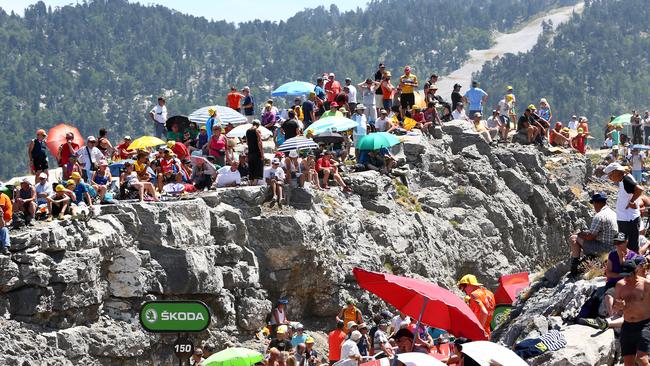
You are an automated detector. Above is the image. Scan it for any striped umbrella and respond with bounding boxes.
[278,136,319,152]
[188,105,247,125]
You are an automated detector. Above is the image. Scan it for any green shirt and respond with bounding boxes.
[321,110,343,119]
[167,131,183,142]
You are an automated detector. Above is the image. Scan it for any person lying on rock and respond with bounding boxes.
[613,256,650,366]
[569,192,619,276]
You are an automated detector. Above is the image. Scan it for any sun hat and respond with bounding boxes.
[289,150,299,158]
[347,321,358,329]
[350,330,362,342]
[305,337,315,344]
[527,104,536,110]
[355,104,366,110]
[603,162,626,174]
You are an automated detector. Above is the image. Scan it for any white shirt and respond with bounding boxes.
[568,120,578,130]
[360,85,377,106]
[390,315,410,334]
[76,146,104,171]
[375,117,389,132]
[150,104,167,124]
[616,175,641,221]
[486,116,502,129]
[347,85,357,103]
[215,166,241,187]
[631,154,645,171]
[498,99,509,115]
[353,113,367,136]
[452,109,468,121]
[264,166,286,183]
[340,339,360,360]
[35,181,52,205]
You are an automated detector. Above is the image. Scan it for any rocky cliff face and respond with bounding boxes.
[0,121,595,365]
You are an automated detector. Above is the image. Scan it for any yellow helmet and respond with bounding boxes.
[457,274,483,286]
[208,108,217,115]
[305,337,315,344]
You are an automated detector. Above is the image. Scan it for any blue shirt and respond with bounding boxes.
[73,183,89,205]
[206,117,219,139]
[314,86,326,101]
[463,87,487,111]
[243,95,255,116]
[291,334,307,348]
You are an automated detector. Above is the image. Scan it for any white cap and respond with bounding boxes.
[289,150,299,158]
[87,135,97,141]
[329,72,335,77]
[350,330,362,342]
[272,159,281,164]
[604,162,626,174]
[38,172,48,179]
[347,321,358,329]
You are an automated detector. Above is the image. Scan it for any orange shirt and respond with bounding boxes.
[328,329,346,361]
[0,193,12,222]
[469,288,495,337]
[227,92,243,109]
[578,122,589,134]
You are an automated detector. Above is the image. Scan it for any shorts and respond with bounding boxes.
[580,239,610,256]
[400,93,415,109]
[33,158,48,171]
[621,318,650,356]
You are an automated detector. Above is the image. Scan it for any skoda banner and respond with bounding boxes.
[139,301,211,333]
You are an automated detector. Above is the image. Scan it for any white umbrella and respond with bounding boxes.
[396,353,446,366]
[226,124,272,139]
[278,136,319,152]
[461,341,528,366]
[188,105,247,125]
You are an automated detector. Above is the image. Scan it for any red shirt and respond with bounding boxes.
[413,112,425,123]
[59,142,79,165]
[116,142,134,160]
[316,157,332,172]
[171,141,189,160]
[328,329,346,361]
[160,158,176,173]
[227,92,243,109]
[325,80,341,102]
[572,135,586,154]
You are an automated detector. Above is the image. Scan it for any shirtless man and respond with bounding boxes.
[614,256,650,366]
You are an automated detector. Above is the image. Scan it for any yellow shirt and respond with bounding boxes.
[403,117,417,131]
[474,122,487,133]
[134,161,147,175]
[321,110,343,119]
[399,74,418,94]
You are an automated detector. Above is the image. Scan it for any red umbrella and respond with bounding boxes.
[353,267,487,341]
[46,123,84,156]
[494,272,529,305]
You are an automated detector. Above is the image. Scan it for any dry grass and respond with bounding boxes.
[394,180,422,212]
[582,253,609,280]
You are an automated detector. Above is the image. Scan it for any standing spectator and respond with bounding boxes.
[374,63,386,111]
[340,331,362,363]
[190,348,204,366]
[538,98,553,124]
[457,274,495,338]
[314,78,326,111]
[358,79,379,126]
[345,78,357,112]
[57,132,79,167]
[604,163,644,253]
[226,86,244,112]
[328,321,347,365]
[28,129,49,178]
[372,320,393,357]
[643,111,650,144]
[206,107,220,139]
[352,105,368,156]
[304,337,318,366]
[631,111,643,145]
[282,111,300,140]
[337,299,364,333]
[13,178,36,225]
[451,84,463,113]
[630,148,645,183]
[357,323,370,357]
[208,126,227,167]
[246,121,264,186]
[241,86,255,123]
[149,97,167,139]
[76,136,104,181]
[380,71,394,111]
[97,128,114,158]
[325,73,341,105]
[302,93,317,129]
[505,86,517,125]
[0,188,12,255]
[398,66,418,112]
[463,81,488,117]
[423,73,439,91]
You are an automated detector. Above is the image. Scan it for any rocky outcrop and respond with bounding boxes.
[0,124,596,365]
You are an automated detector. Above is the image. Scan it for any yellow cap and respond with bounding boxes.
[66,179,75,186]
[527,104,536,110]
[305,337,315,344]
[457,274,483,286]
[71,172,81,179]
[208,108,217,115]
[167,141,175,148]
[55,184,65,192]
[276,325,287,334]
[506,85,513,90]
[577,128,584,134]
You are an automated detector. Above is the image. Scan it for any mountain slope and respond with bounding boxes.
[0,0,576,178]
[474,0,650,142]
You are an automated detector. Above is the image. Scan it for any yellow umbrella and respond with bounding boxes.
[128,136,166,150]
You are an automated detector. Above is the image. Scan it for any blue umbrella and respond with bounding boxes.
[188,105,247,125]
[271,81,316,97]
[631,144,650,151]
[305,116,358,136]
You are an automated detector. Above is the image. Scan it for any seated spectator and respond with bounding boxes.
[168,140,189,161]
[224,122,235,135]
[157,149,183,192]
[191,157,217,190]
[291,323,308,348]
[358,150,385,172]
[549,122,571,147]
[375,109,392,132]
[167,123,183,142]
[0,189,11,255]
[451,102,469,121]
[268,325,292,352]
[13,178,36,225]
[47,184,71,221]
[196,125,209,152]
[265,159,286,208]
[115,136,136,160]
[68,173,93,208]
[316,151,351,192]
[187,122,200,140]
[215,161,241,188]
[237,153,249,179]
[91,160,112,202]
[283,150,304,187]
[301,153,321,189]
[486,109,508,141]
[569,192,618,276]
[517,107,541,144]
[134,151,151,182]
[120,162,159,201]
[262,104,276,129]
[34,172,52,218]
[423,102,441,126]
[472,112,494,145]
[62,155,82,181]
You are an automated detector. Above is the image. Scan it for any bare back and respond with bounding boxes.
[616,275,650,322]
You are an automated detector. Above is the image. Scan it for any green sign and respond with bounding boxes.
[139,301,211,333]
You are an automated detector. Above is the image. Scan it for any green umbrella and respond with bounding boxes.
[203,347,263,366]
[356,132,401,151]
[611,113,632,126]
